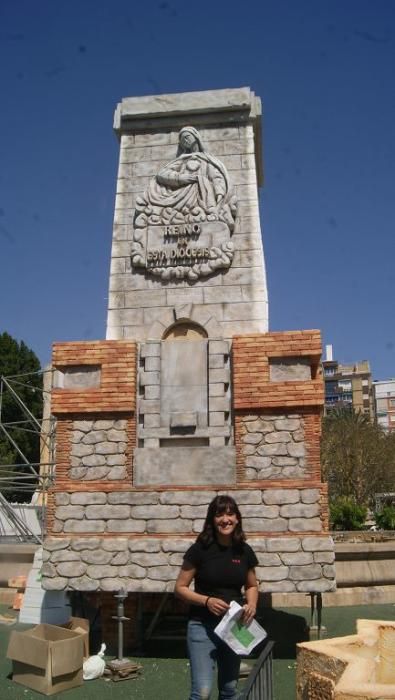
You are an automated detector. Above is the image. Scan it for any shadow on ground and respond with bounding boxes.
[132,605,309,661]
[71,591,309,659]
[258,607,309,658]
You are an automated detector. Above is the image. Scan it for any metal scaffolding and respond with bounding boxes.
[0,368,56,543]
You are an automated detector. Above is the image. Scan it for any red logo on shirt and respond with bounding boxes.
[232,559,241,564]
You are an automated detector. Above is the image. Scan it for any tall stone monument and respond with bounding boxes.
[42,89,335,618]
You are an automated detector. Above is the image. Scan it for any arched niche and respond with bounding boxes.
[163,321,208,341]
[161,320,208,430]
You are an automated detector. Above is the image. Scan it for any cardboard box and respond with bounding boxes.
[7,623,84,695]
[60,617,90,658]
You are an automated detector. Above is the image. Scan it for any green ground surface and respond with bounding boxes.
[1,603,395,699]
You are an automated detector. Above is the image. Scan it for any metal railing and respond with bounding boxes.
[0,368,55,542]
[239,640,274,700]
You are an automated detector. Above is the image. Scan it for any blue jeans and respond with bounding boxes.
[187,618,240,700]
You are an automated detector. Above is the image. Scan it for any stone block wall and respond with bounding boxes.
[236,411,322,482]
[49,487,326,537]
[53,415,135,484]
[240,414,306,480]
[69,418,129,481]
[43,489,334,594]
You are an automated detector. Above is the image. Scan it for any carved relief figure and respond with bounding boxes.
[131,127,237,281]
[137,126,236,230]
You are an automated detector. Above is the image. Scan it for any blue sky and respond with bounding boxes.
[1,0,394,380]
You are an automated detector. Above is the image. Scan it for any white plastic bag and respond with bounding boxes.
[214,601,267,655]
[83,643,106,680]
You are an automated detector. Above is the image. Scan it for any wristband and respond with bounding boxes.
[205,596,211,608]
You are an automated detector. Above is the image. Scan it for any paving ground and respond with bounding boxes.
[1,602,395,699]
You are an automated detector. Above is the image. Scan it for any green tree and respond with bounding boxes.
[375,505,395,530]
[0,332,42,501]
[330,497,367,530]
[321,408,395,507]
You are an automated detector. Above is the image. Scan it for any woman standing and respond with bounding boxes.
[175,495,259,700]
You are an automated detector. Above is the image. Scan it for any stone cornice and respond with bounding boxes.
[113,87,263,186]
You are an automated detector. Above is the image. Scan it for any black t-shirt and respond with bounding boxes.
[183,539,258,621]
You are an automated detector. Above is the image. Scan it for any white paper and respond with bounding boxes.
[214,601,267,656]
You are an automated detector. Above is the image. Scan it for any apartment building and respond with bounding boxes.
[372,379,395,432]
[322,345,374,418]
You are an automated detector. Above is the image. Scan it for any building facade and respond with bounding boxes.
[323,345,374,418]
[373,379,395,432]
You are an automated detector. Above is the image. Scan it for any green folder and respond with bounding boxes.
[230,621,255,648]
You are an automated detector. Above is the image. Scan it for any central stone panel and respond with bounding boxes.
[134,335,234,485]
[161,340,208,429]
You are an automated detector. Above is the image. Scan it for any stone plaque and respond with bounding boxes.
[133,446,236,486]
[131,126,237,281]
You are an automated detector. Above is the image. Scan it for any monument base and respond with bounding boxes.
[42,329,335,595]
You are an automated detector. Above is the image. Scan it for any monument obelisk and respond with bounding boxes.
[42,89,335,627]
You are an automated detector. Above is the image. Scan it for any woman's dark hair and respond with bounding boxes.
[197,495,246,548]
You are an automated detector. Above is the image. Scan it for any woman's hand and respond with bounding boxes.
[206,597,229,616]
[242,567,258,625]
[241,603,256,625]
